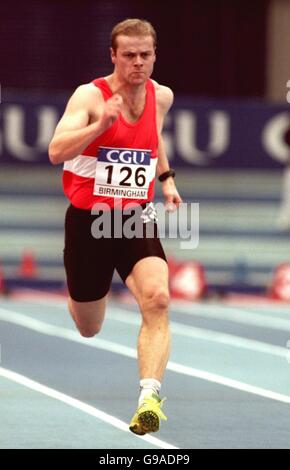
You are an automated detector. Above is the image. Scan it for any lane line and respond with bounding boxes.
[0,307,136,358]
[1,308,290,405]
[171,302,290,332]
[10,295,290,332]
[168,363,290,404]
[5,299,287,357]
[0,367,177,449]
[108,307,287,358]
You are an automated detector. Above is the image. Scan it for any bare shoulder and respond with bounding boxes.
[67,82,103,110]
[53,82,104,135]
[151,80,174,114]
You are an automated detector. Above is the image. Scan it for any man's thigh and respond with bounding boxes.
[125,256,169,305]
[115,220,167,287]
[64,204,115,302]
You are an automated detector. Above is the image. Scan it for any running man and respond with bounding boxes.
[48,18,182,435]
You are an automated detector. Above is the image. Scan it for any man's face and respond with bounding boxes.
[111,35,156,85]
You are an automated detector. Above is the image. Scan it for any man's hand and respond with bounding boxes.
[100,94,123,130]
[162,177,183,211]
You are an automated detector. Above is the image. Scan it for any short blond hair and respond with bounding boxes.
[111,18,157,51]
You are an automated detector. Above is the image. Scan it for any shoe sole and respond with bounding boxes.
[129,423,146,435]
[138,410,159,433]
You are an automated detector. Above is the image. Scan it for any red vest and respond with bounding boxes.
[63,78,159,210]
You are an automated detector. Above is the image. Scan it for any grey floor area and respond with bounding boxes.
[1,296,290,449]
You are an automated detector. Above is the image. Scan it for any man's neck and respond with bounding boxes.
[105,74,146,103]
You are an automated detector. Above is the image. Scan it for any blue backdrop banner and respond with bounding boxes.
[1,91,289,168]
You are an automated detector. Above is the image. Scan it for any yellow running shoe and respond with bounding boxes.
[129,393,167,435]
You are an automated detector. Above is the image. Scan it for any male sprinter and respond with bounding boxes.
[49,18,182,435]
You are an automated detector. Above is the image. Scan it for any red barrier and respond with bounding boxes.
[169,257,207,301]
[269,263,290,301]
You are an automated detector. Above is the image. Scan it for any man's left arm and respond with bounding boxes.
[157,135,182,210]
[156,85,182,210]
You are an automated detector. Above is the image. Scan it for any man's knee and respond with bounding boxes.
[68,297,106,337]
[69,305,103,337]
[141,286,170,311]
[78,323,102,338]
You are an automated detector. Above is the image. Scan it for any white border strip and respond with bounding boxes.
[7,298,286,358]
[0,367,177,449]
[172,301,290,332]
[12,297,286,358]
[108,307,286,358]
[1,307,290,405]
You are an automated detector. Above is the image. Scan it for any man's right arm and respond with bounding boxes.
[48,84,122,165]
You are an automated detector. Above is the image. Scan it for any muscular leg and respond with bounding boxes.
[68,295,107,338]
[125,256,170,381]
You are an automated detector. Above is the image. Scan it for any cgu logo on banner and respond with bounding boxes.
[163,107,290,167]
[261,111,290,164]
[0,94,290,166]
[0,104,59,162]
[163,110,230,165]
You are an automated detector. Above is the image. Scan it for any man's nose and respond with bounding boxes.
[134,55,143,66]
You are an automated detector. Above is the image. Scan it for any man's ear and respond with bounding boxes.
[110,47,116,64]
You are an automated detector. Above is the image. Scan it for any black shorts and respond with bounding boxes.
[64,204,167,302]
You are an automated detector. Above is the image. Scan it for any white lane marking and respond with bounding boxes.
[5,298,287,358]
[0,307,136,358]
[0,367,177,450]
[107,307,287,359]
[1,307,290,405]
[10,295,290,332]
[171,301,290,332]
[8,292,290,315]
[167,363,290,404]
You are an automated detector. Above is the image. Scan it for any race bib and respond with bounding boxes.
[93,147,156,199]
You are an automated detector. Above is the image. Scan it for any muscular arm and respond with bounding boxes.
[155,84,174,176]
[157,134,171,176]
[154,83,182,208]
[48,84,122,165]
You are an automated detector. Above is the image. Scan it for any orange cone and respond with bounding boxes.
[19,251,37,278]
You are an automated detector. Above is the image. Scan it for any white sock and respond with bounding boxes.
[138,378,161,406]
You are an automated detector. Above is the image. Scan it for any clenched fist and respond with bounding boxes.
[100,93,123,130]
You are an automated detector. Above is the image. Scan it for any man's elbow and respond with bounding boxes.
[48,142,61,165]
